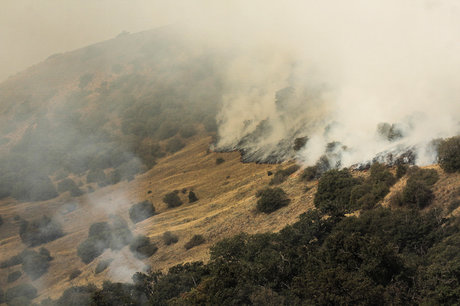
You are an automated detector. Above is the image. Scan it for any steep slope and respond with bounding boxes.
[0,136,316,303]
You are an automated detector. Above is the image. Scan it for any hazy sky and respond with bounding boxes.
[0,0,198,81]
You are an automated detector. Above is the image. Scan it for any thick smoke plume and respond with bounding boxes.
[203,0,460,167]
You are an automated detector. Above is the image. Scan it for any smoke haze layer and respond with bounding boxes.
[202,0,460,167]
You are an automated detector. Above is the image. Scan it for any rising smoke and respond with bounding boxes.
[204,0,460,168]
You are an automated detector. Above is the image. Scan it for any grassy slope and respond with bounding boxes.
[0,136,316,302]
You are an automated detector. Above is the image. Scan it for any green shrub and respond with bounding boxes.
[19,215,64,246]
[402,180,434,209]
[269,165,300,185]
[163,231,179,245]
[165,137,185,153]
[406,167,439,186]
[293,137,308,151]
[396,164,408,179]
[130,235,157,259]
[7,271,22,283]
[129,200,155,223]
[163,191,183,208]
[21,249,53,280]
[438,136,460,173]
[188,191,198,203]
[398,167,438,209]
[314,169,360,215]
[54,285,97,306]
[216,157,225,165]
[95,259,113,274]
[299,166,319,182]
[184,235,205,250]
[77,237,107,264]
[256,187,290,213]
[77,222,114,264]
[0,215,3,227]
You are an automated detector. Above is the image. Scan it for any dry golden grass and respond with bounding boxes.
[0,136,314,302]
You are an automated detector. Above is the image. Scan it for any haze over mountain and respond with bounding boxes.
[1,1,460,305]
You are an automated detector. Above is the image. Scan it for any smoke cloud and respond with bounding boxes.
[200,0,460,167]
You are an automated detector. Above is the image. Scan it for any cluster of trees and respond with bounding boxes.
[27,157,460,305]
[77,217,133,264]
[0,47,222,203]
[19,216,64,246]
[46,205,460,305]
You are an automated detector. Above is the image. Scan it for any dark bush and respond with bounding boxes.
[407,167,439,186]
[398,167,438,209]
[130,235,157,259]
[11,174,58,202]
[402,179,434,209]
[314,169,360,215]
[5,284,37,304]
[163,191,183,208]
[77,237,107,264]
[163,231,179,245]
[57,178,83,197]
[7,271,22,283]
[39,247,53,261]
[299,166,319,182]
[269,165,300,185]
[165,137,185,153]
[129,200,155,223]
[255,187,290,213]
[0,252,23,269]
[95,259,113,274]
[396,164,408,179]
[77,221,114,264]
[377,122,403,141]
[69,269,82,280]
[109,216,133,250]
[188,191,198,203]
[215,157,225,165]
[54,285,97,306]
[19,215,64,246]
[0,215,3,226]
[21,249,52,280]
[438,136,460,173]
[293,136,308,151]
[184,235,205,250]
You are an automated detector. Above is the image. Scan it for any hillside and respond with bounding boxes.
[0,135,318,302]
[1,23,460,305]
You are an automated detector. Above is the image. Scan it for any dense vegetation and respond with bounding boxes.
[19,216,64,246]
[29,162,460,305]
[77,216,133,263]
[163,191,183,208]
[256,187,290,213]
[438,136,460,173]
[129,200,156,223]
[0,28,222,202]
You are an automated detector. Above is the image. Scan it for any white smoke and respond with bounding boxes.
[205,0,460,167]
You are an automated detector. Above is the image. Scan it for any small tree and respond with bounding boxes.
[256,187,290,213]
[184,235,205,250]
[129,200,155,223]
[438,136,460,173]
[163,231,179,245]
[163,191,183,208]
[188,191,198,203]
